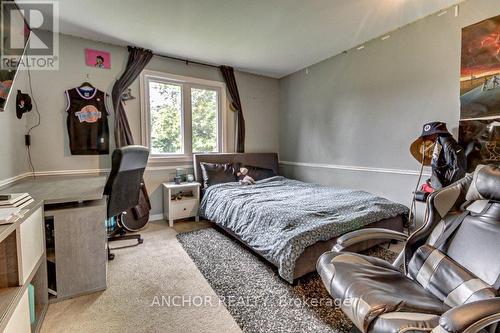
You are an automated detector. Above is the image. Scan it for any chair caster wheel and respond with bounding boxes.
[108,253,115,260]
[138,238,144,244]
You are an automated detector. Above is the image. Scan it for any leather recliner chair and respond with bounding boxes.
[317,165,500,333]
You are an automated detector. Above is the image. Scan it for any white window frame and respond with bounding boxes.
[140,70,227,162]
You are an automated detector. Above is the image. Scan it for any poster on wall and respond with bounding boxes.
[459,15,500,171]
[85,49,111,69]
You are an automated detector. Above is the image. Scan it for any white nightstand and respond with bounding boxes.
[162,182,201,227]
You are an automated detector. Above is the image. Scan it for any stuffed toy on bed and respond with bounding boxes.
[237,167,255,185]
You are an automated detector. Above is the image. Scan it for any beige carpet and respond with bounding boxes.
[40,220,242,333]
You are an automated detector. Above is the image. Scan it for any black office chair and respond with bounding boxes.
[104,145,150,260]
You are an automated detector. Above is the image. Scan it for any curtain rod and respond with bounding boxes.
[153,53,220,69]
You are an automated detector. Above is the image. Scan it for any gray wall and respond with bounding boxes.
[4,32,280,215]
[0,63,30,185]
[279,0,500,205]
[4,0,499,217]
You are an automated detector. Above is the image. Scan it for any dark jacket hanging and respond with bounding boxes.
[111,46,154,223]
[220,65,245,153]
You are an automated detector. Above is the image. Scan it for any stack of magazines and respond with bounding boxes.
[0,193,33,225]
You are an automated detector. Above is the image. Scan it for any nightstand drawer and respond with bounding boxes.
[171,199,198,219]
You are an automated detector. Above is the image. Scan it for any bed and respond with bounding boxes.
[194,153,407,283]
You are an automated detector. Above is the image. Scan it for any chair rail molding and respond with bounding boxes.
[0,165,193,188]
[0,172,33,188]
[279,160,431,176]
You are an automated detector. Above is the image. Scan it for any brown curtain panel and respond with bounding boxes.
[111,46,153,222]
[220,65,245,153]
[112,46,153,147]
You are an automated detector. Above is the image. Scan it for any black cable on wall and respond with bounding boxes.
[26,64,41,177]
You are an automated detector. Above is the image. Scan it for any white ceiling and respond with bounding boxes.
[26,0,463,78]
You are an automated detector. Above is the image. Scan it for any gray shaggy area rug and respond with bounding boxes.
[177,227,397,333]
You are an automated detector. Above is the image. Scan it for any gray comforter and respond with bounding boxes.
[199,176,408,283]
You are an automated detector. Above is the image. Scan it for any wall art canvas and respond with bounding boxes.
[459,15,500,171]
[85,48,111,69]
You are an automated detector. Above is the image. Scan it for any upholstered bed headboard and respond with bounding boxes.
[193,153,279,183]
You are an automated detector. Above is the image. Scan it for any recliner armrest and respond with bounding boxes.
[434,298,500,333]
[333,228,408,252]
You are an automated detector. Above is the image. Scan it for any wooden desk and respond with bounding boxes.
[3,175,108,303]
[5,175,106,204]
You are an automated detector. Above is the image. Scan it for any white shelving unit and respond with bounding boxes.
[0,202,48,333]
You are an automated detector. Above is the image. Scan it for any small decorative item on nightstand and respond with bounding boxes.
[162,182,201,227]
[186,174,194,182]
[175,168,185,180]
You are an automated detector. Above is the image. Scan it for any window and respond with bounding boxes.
[141,71,226,159]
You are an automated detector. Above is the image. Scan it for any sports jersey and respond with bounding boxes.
[65,87,109,155]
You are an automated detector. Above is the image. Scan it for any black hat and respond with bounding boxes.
[16,90,32,119]
[410,122,451,165]
[418,121,450,138]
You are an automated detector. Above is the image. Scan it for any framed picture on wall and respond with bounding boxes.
[459,15,500,171]
[85,48,111,69]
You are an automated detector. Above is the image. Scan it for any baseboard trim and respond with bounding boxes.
[149,214,164,222]
[279,160,431,176]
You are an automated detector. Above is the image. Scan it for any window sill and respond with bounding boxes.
[145,157,193,172]
[148,155,193,164]
[145,152,223,171]
[148,152,222,163]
